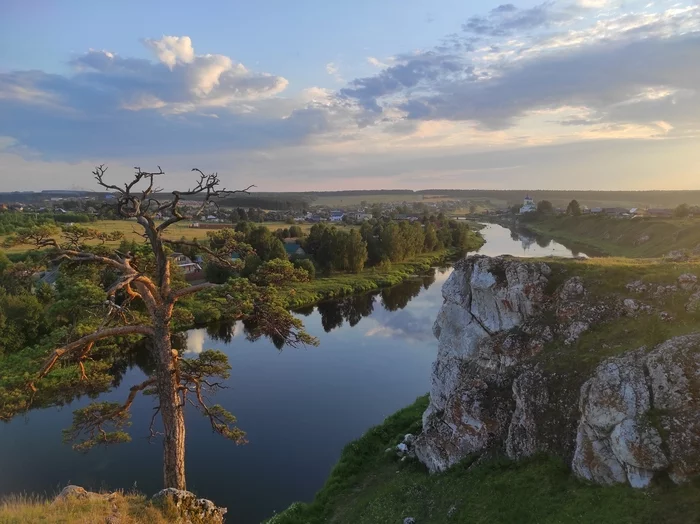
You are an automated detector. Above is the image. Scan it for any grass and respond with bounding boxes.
[529,256,700,373]
[522,215,700,258]
[0,491,177,524]
[267,396,700,524]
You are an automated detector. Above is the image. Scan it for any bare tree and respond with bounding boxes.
[9,166,315,490]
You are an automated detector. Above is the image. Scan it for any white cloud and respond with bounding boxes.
[143,35,195,69]
[325,61,343,82]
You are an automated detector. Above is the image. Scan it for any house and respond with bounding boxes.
[519,195,537,214]
[329,211,345,222]
[169,252,202,275]
[590,207,603,214]
[348,212,372,222]
[35,268,60,288]
[283,238,306,258]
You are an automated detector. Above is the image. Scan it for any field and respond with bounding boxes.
[313,194,459,207]
[0,220,357,255]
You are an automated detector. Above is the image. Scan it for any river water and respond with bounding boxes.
[0,223,585,523]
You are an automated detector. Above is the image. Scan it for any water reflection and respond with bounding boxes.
[477,222,592,258]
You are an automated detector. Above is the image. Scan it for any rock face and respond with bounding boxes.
[415,255,700,488]
[415,256,551,472]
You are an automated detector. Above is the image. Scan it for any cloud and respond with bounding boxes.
[1,3,700,191]
[143,35,195,69]
[326,62,343,83]
[0,36,342,160]
[340,3,700,137]
[462,2,575,37]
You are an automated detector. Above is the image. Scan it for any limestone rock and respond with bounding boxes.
[635,234,651,246]
[665,250,688,262]
[686,292,700,313]
[417,254,700,489]
[678,273,698,291]
[626,280,647,294]
[646,334,700,484]
[54,485,91,502]
[572,334,700,487]
[152,489,227,524]
[415,256,550,472]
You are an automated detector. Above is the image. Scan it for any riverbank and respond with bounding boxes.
[518,215,700,258]
[284,249,458,309]
[267,396,700,524]
[269,254,700,523]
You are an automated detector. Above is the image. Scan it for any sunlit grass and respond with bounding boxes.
[0,491,177,523]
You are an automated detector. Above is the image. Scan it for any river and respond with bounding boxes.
[0,223,586,523]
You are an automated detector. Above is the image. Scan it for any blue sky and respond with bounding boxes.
[0,0,699,191]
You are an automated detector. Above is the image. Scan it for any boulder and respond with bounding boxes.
[152,489,227,524]
[626,280,647,294]
[54,485,92,502]
[678,273,698,291]
[572,334,700,487]
[686,292,700,313]
[665,250,688,262]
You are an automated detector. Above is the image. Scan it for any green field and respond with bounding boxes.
[522,215,700,258]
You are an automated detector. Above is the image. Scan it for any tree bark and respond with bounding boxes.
[153,314,186,490]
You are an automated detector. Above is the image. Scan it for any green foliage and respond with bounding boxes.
[288,225,304,238]
[0,291,46,354]
[675,203,691,218]
[537,200,555,214]
[566,199,582,216]
[241,253,263,278]
[63,401,132,453]
[247,226,288,261]
[251,259,311,286]
[293,258,316,279]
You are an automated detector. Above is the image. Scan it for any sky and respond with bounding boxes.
[0,0,699,192]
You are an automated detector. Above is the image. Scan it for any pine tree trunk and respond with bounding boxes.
[153,318,186,490]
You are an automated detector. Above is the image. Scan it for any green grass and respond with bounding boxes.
[268,396,700,524]
[523,215,700,258]
[530,257,700,373]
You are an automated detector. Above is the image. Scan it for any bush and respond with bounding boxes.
[293,258,316,279]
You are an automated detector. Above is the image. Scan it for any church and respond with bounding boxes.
[519,195,537,214]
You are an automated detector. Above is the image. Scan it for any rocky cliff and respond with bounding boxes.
[415,255,700,488]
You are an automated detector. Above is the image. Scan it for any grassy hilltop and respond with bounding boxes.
[522,215,700,258]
